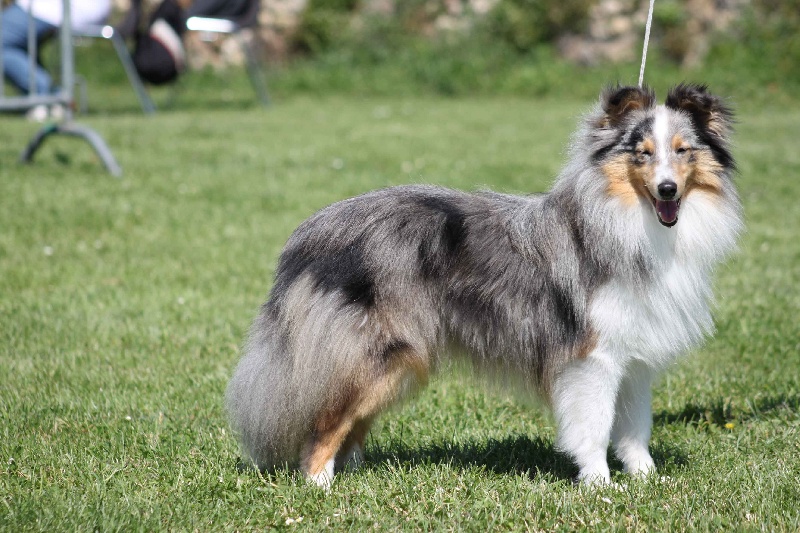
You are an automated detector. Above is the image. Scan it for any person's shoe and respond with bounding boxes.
[26,104,49,122]
[49,104,66,121]
[25,103,67,123]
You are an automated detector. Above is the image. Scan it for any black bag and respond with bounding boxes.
[132,0,186,85]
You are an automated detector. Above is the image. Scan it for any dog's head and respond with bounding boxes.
[589,83,734,228]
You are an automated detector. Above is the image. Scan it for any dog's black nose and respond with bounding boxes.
[657,181,678,200]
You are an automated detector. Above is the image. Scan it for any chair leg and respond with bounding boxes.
[21,121,122,177]
[236,33,269,107]
[110,33,156,114]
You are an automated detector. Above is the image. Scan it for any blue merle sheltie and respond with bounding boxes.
[226,84,742,488]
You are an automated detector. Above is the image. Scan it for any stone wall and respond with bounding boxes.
[112,0,745,68]
[558,0,746,67]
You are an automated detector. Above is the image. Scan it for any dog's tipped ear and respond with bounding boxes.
[599,85,656,127]
[665,83,734,139]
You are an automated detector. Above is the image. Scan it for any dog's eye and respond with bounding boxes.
[636,149,653,158]
[676,146,691,155]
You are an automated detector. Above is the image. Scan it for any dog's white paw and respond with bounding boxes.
[306,458,335,491]
[577,463,611,486]
[623,454,656,478]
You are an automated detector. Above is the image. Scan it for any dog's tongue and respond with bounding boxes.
[656,200,679,224]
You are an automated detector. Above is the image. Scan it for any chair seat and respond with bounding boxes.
[184,14,269,106]
[185,16,238,33]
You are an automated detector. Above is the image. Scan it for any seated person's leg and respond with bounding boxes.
[2,4,57,94]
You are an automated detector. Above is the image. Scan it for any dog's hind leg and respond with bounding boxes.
[301,408,357,490]
[301,346,429,489]
[336,417,373,472]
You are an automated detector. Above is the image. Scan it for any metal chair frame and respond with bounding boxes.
[73,23,156,114]
[76,0,270,113]
[185,13,270,107]
[0,0,121,177]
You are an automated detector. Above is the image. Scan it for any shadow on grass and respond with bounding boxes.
[234,393,800,482]
[236,433,692,484]
[364,433,692,482]
[366,434,576,482]
[654,392,800,428]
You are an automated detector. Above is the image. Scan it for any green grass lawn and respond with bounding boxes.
[1,94,799,531]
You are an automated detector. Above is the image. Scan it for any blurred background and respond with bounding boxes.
[84,0,800,108]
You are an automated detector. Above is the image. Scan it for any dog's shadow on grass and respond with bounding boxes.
[356,393,800,482]
[363,433,691,483]
[238,392,800,482]
[365,434,576,482]
[238,435,689,484]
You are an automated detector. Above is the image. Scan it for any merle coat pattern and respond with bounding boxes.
[226,84,742,487]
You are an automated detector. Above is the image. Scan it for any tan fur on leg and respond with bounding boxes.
[301,348,428,489]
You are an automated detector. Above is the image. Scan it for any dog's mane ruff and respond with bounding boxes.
[674,174,743,268]
[574,103,616,164]
[549,106,654,287]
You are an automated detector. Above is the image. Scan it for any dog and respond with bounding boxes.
[226,84,742,488]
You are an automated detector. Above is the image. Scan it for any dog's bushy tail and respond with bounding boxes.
[225,310,322,471]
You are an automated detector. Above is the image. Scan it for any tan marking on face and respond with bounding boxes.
[602,133,727,220]
[668,134,691,197]
[686,150,725,199]
[603,158,637,205]
[670,170,689,196]
[671,134,689,152]
[602,153,652,206]
[668,134,728,202]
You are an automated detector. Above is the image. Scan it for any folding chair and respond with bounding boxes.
[185,0,269,106]
[73,0,156,114]
[0,0,121,176]
[75,0,269,112]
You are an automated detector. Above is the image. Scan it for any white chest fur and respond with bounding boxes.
[589,260,714,367]
[587,188,741,367]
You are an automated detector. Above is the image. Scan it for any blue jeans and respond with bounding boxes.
[2,4,57,95]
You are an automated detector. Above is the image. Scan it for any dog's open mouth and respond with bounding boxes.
[652,198,681,227]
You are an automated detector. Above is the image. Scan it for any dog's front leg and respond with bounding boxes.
[611,360,656,477]
[551,353,624,485]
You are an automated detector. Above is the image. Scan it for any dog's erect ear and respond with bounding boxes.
[665,83,734,139]
[599,85,656,127]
